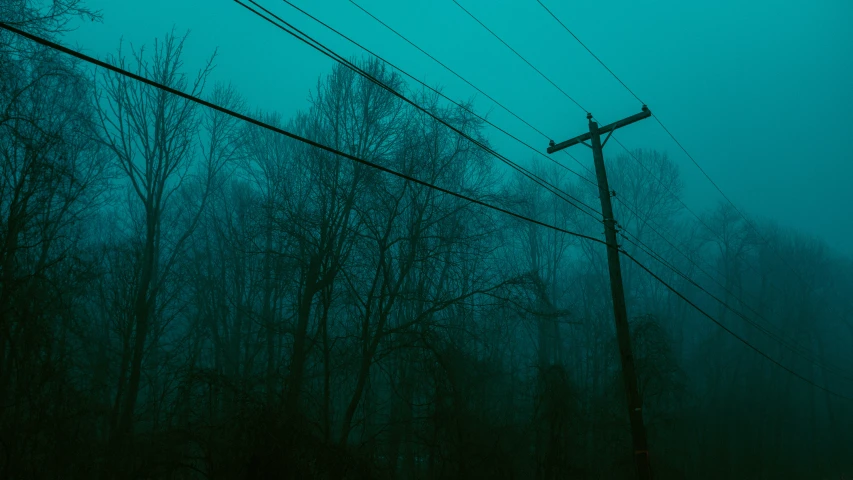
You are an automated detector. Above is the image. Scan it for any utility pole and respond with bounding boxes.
[547,106,653,480]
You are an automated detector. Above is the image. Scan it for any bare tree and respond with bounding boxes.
[281,58,407,415]
[94,31,234,450]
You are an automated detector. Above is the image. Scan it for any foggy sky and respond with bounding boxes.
[67,0,853,255]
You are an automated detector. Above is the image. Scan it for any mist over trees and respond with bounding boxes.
[1,3,852,479]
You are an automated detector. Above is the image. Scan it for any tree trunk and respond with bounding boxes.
[115,206,158,442]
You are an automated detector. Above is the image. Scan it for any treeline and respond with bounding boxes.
[1,2,852,479]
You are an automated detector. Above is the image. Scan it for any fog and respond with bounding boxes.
[1,0,851,478]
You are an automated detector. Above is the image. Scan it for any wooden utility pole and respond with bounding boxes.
[547,106,653,479]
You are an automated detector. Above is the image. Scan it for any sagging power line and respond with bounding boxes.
[450,0,588,114]
[2,9,849,411]
[335,0,853,392]
[277,0,598,189]
[344,0,598,185]
[237,0,604,222]
[532,0,829,310]
[0,21,606,247]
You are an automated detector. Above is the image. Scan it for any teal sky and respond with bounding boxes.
[66,0,853,255]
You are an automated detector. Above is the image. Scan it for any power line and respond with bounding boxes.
[651,115,767,247]
[533,0,829,310]
[616,197,771,332]
[419,1,853,382]
[601,136,853,380]
[615,201,806,354]
[344,0,597,186]
[342,2,756,340]
[534,0,642,104]
[347,0,548,141]
[346,1,683,244]
[621,249,853,400]
[439,0,853,392]
[241,0,600,220]
[3,17,848,400]
[532,1,741,231]
[400,0,599,181]
[450,0,588,114]
[606,136,806,308]
[619,227,853,382]
[0,21,605,249]
[609,137,735,246]
[279,0,598,189]
[238,0,604,222]
[608,140,837,333]
[650,116,832,330]
[445,0,769,306]
[444,0,807,314]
